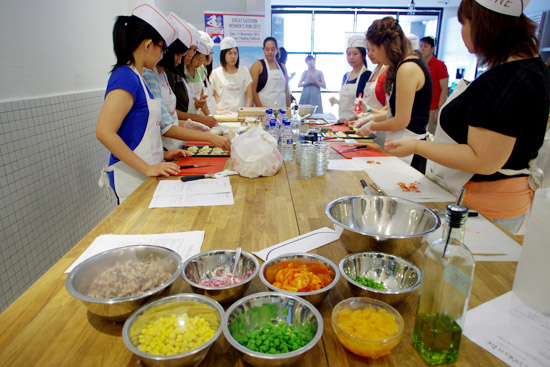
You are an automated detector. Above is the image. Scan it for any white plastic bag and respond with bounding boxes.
[231,126,282,178]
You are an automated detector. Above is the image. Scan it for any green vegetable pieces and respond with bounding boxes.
[354,277,388,290]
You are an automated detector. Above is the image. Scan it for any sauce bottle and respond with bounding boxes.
[413,189,475,365]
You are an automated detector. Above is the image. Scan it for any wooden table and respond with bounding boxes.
[0,147,516,367]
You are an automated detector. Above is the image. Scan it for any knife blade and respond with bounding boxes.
[179,164,213,169]
[341,145,370,152]
[370,183,385,196]
[360,179,372,195]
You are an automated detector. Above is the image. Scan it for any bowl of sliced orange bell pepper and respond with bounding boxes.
[259,253,340,306]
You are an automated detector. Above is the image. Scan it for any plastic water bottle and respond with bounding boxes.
[290,105,301,142]
[263,109,274,130]
[268,119,279,143]
[279,120,294,161]
[276,109,286,130]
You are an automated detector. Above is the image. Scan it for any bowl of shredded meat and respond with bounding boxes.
[65,245,183,321]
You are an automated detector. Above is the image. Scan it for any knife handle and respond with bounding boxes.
[181,175,205,182]
[179,165,195,169]
[360,179,368,189]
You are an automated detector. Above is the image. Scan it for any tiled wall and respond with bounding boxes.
[0,91,116,313]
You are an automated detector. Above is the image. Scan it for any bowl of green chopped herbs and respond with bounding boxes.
[222,292,323,367]
[339,252,421,305]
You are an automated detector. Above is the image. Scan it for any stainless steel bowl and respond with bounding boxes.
[258,253,340,306]
[298,104,318,117]
[339,252,421,305]
[182,249,259,304]
[222,292,323,367]
[122,294,224,367]
[326,195,440,257]
[65,245,183,321]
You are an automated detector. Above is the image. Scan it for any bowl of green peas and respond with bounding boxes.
[222,292,323,367]
[339,252,421,305]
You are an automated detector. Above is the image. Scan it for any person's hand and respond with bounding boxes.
[329,96,338,106]
[194,95,208,109]
[384,138,419,157]
[209,135,231,151]
[144,162,180,177]
[353,114,375,129]
[357,121,375,137]
[164,148,192,161]
[338,118,348,124]
[199,115,218,128]
[184,119,211,132]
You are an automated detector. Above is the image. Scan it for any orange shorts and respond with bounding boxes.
[463,177,533,219]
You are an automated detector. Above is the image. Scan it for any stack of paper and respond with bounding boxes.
[65,231,205,273]
[149,177,234,208]
[352,157,456,202]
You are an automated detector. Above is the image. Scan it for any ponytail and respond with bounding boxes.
[111,15,164,72]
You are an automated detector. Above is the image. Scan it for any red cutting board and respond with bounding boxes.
[171,156,229,176]
[331,144,389,159]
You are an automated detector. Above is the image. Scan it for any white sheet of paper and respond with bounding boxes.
[149,177,234,208]
[154,177,232,195]
[253,227,341,261]
[328,159,363,171]
[149,192,234,208]
[352,156,414,174]
[464,291,550,367]
[65,231,205,273]
[366,170,456,202]
[424,215,522,262]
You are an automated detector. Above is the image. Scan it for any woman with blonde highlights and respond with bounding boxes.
[355,17,432,172]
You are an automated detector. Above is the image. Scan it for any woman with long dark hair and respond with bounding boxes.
[385,0,550,233]
[210,37,253,113]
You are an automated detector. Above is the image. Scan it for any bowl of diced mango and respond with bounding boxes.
[122,294,224,367]
[331,297,403,359]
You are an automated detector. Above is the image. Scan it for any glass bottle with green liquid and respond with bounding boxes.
[413,188,475,365]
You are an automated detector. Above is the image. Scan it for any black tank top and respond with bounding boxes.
[389,58,432,134]
[256,59,287,93]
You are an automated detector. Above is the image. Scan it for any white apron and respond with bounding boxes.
[204,77,217,115]
[258,58,287,108]
[98,67,164,203]
[217,69,247,112]
[158,68,182,151]
[426,79,543,195]
[363,65,386,111]
[385,86,426,165]
[339,66,365,120]
[181,75,198,115]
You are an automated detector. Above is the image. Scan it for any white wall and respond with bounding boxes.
[0,0,133,101]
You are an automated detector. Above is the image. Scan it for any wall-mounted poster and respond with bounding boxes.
[204,12,265,70]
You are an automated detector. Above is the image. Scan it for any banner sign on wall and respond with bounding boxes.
[204,12,265,70]
[204,13,264,47]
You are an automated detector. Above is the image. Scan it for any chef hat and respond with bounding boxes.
[132,0,176,46]
[348,35,366,49]
[475,0,530,16]
[407,33,420,50]
[220,37,238,51]
[168,13,199,48]
[197,31,213,55]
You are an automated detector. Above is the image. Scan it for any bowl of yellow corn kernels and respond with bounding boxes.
[122,294,224,367]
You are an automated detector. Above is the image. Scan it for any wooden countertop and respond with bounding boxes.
[0,147,516,367]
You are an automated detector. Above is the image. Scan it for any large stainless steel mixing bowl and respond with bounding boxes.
[326,195,440,257]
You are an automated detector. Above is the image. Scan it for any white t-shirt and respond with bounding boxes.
[210,66,252,113]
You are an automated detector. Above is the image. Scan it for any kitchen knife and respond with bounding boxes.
[179,164,213,169]
[180,174,215,182]
[341,145,370,152]
[360,179,372,195]
[370,183,385,196]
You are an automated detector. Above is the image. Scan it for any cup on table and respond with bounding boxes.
[314,141,330,176]
[296,140,312,169]
[300,143,315,179]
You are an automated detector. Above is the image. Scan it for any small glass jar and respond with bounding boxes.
[314,141,330,176]
[296,140,312,168]
[300,144,315,179]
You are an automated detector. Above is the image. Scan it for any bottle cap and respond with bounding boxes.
[445,204,468,228]
[266,109,273,114]
[269,121,276,126]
